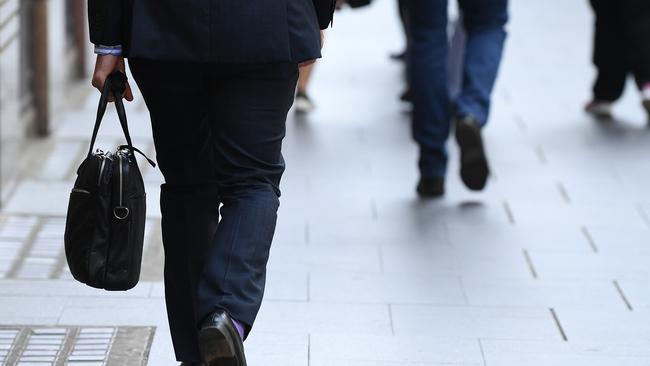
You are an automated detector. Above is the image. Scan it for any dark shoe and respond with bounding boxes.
[417,176,445,198]
[180,363,205,366]
[455,115,490,191]
[642,84,650,124]
[400,88,413,103]
[585,100,613,120]
[198,311,247,366]
[390,50,406,61]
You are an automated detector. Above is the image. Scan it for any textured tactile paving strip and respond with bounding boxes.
[0,215,163,281]
[0,326,155,365]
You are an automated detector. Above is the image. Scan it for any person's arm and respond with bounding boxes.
[88,0,133,101]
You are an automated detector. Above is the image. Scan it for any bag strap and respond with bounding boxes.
[87,72,135,156]
[117,145,157,168]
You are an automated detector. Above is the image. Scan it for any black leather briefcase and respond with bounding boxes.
[313,0,335,29]
[64,72,155,291]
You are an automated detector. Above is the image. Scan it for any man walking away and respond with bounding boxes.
[88,1,329,365]
[407,0,508,197]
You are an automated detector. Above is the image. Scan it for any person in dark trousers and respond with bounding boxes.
[407,0,508,197]
[88,1,329,365]
[392,0,410,61]
[585,0,650,121]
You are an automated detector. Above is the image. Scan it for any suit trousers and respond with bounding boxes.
[590,0,650,101]
[407,0,507,178]
[129,60,298,362]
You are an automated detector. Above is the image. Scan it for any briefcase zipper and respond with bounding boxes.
[98,155,107,186]
[118,153,123,207]
[72,188,91,194]
[112,151,130,220]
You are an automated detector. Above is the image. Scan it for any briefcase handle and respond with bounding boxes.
[87,72,135,157]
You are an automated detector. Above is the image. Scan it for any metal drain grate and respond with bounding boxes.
[0,326,155,366]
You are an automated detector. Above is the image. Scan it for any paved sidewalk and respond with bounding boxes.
[2,0,650,365]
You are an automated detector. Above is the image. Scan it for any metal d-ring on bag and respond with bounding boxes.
[64,71,155,291]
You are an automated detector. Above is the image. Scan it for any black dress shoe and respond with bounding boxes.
[198,311,247,366]
[417,176,445,198]
[455,115,490,191]
[389,50,407,61]
[400,88,413,103]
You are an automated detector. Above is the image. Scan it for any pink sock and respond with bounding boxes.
[231,318,245,341]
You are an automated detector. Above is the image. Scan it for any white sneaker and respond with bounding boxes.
[585,100,613,120]
[295,91,315,114]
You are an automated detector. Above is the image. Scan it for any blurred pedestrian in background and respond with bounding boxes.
[296,61,318,114]
[295,31,326,115]
[407,0,508,198]
[585,0,650,122]
[392,0,410,61]
[88,1,329,365]
[295,31,325,115]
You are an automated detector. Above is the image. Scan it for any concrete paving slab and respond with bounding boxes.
[391,305,561,341]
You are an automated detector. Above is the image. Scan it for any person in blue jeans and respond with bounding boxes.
[407,0,508,197]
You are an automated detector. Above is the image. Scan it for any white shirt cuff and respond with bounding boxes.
[94,44,123,56]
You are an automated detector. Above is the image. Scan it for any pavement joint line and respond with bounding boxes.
[522,249,538,279]
[104,327,118,366]
[502,201,515,225]
[478,339,488,366]
[612,280,634,311]
[442,223,452,246]
[304,221,310,245]
[514,115,527,131]
[371,199,378,221]
[140,327,156,366]
[387,304,395,336]
[307,333,311,366]
[0,31,18,54]
[0,179,21,209]
[636,205,650,228]
[51,238,70,280]
[556,182,571,204]
[534,145,547,165]
[5,327,31,365]
[458,276,470,305]
[6,216,44,279]
[306,274,311,302]
[580,226,599,253]
[55,327,78,366]
[363,159,372,174]
[549,308,568,342]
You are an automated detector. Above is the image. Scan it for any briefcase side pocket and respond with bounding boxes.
[64,189,96,284]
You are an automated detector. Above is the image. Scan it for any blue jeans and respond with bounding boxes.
[407,0,508,177]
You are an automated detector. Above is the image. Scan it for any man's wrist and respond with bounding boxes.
[94,44,123,56]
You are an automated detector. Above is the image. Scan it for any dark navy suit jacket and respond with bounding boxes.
[89,0,331,64]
